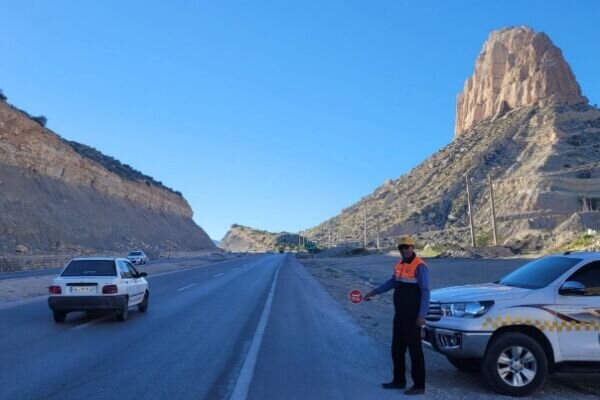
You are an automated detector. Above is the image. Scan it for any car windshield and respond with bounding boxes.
[499,256,582,289]
[61,260,117,277]
[128,252,142,256]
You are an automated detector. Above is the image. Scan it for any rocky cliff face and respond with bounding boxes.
[455,26,587,136]
[220,225,300,252]
[0,97,215,255]
[0,101,192,218]
[305,27,600,252]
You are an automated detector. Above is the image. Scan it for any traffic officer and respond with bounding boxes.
[364,235,430,395]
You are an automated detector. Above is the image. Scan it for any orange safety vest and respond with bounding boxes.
[394,256,427,283]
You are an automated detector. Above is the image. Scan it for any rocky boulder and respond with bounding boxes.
[455,26,587,136]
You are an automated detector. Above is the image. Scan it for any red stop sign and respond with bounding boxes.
[348,289,364,304]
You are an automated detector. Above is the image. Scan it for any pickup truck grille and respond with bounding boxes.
[426,301,442,321]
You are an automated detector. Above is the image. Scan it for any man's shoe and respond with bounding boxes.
[404,386,425,395]
[381,381,406,389]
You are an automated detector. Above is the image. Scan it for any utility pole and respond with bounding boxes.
[376,216,380,250]
[328,228,331,248]
[488,175,498,246]
[298,233,301,253]
[363,205,368,249]
[465,173,476,247]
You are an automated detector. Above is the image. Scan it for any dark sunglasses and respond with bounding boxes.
[398,245,410,250]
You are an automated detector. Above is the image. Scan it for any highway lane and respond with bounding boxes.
[0,255,226,281]
[0,254,399,400]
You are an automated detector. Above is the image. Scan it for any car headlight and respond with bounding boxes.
[440,301,493,318]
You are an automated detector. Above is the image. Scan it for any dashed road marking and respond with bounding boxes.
[71,314,113,330]
[213,273,225,278]
[177,283,198,292]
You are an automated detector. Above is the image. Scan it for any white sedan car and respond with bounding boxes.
[48,257,149,323]
[127,250,148,265]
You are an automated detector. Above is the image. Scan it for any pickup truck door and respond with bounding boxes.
[556,260,600,360]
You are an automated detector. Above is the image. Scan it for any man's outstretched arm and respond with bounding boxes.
[364,275,395,299]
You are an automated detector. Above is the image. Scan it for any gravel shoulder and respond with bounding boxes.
[299,254,600,399]
[0,253,245,305]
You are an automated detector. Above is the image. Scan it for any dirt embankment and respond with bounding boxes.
[0,98,215,256]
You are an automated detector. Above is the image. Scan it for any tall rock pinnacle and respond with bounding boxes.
[455,26,587,136]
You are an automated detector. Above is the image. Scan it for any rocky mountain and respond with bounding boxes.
[0,94,215,256]
[220,224,301,252]
[455,27,586,136]
[304,26,600,252]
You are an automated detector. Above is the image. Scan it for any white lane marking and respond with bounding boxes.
[232,268,240,271]
[70,314,113,330]
[144,257,245,279]
[177,283,198,292]
[213,273,225,278]
[229,262,282,400]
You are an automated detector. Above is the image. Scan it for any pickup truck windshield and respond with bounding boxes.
[499,256,581,289]
[61,260,117,276]
[128,252,142,256]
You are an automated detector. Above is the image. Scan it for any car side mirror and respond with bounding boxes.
[136,272,148,278]
[559,280,586,296]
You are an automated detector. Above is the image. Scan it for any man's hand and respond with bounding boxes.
[363,291,375,301]
[416,317,426,327]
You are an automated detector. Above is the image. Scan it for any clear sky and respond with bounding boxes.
[1,1,599,240]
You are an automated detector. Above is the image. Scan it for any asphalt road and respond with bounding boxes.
[0,256,211,281]
[0,254,401,400]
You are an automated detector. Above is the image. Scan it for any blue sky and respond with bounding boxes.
[1,1,599,240]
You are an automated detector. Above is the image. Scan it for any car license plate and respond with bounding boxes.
[70,286,95,293]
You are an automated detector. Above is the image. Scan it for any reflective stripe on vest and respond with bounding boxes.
[394,256,427,283]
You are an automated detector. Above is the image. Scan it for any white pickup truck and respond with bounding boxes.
[423,252,600,396]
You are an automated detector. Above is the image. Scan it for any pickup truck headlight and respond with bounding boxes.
[440,301,493,318]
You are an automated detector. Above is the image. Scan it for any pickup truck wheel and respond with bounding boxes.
[53,311,66,323]
[138,291,149,313]
[116,299,129,322]
[446,357,481,372]
[482,332,547,397]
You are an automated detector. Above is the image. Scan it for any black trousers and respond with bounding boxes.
[391,315,425,388]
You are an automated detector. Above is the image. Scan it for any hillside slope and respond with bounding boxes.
[304,27,600,251]
[220,225,300,252]
[0,96,214,256]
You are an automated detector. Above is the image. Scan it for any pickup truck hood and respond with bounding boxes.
[431,283,533,303]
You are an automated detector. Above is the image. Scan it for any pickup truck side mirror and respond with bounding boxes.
[135,272,148,278]
[559,280,586,296]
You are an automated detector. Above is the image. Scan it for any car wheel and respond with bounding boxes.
[117,299,129,322]
[482,332,548,397]
[138,291,149,313]
[53,311,66,323]
[446,356,481,372]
